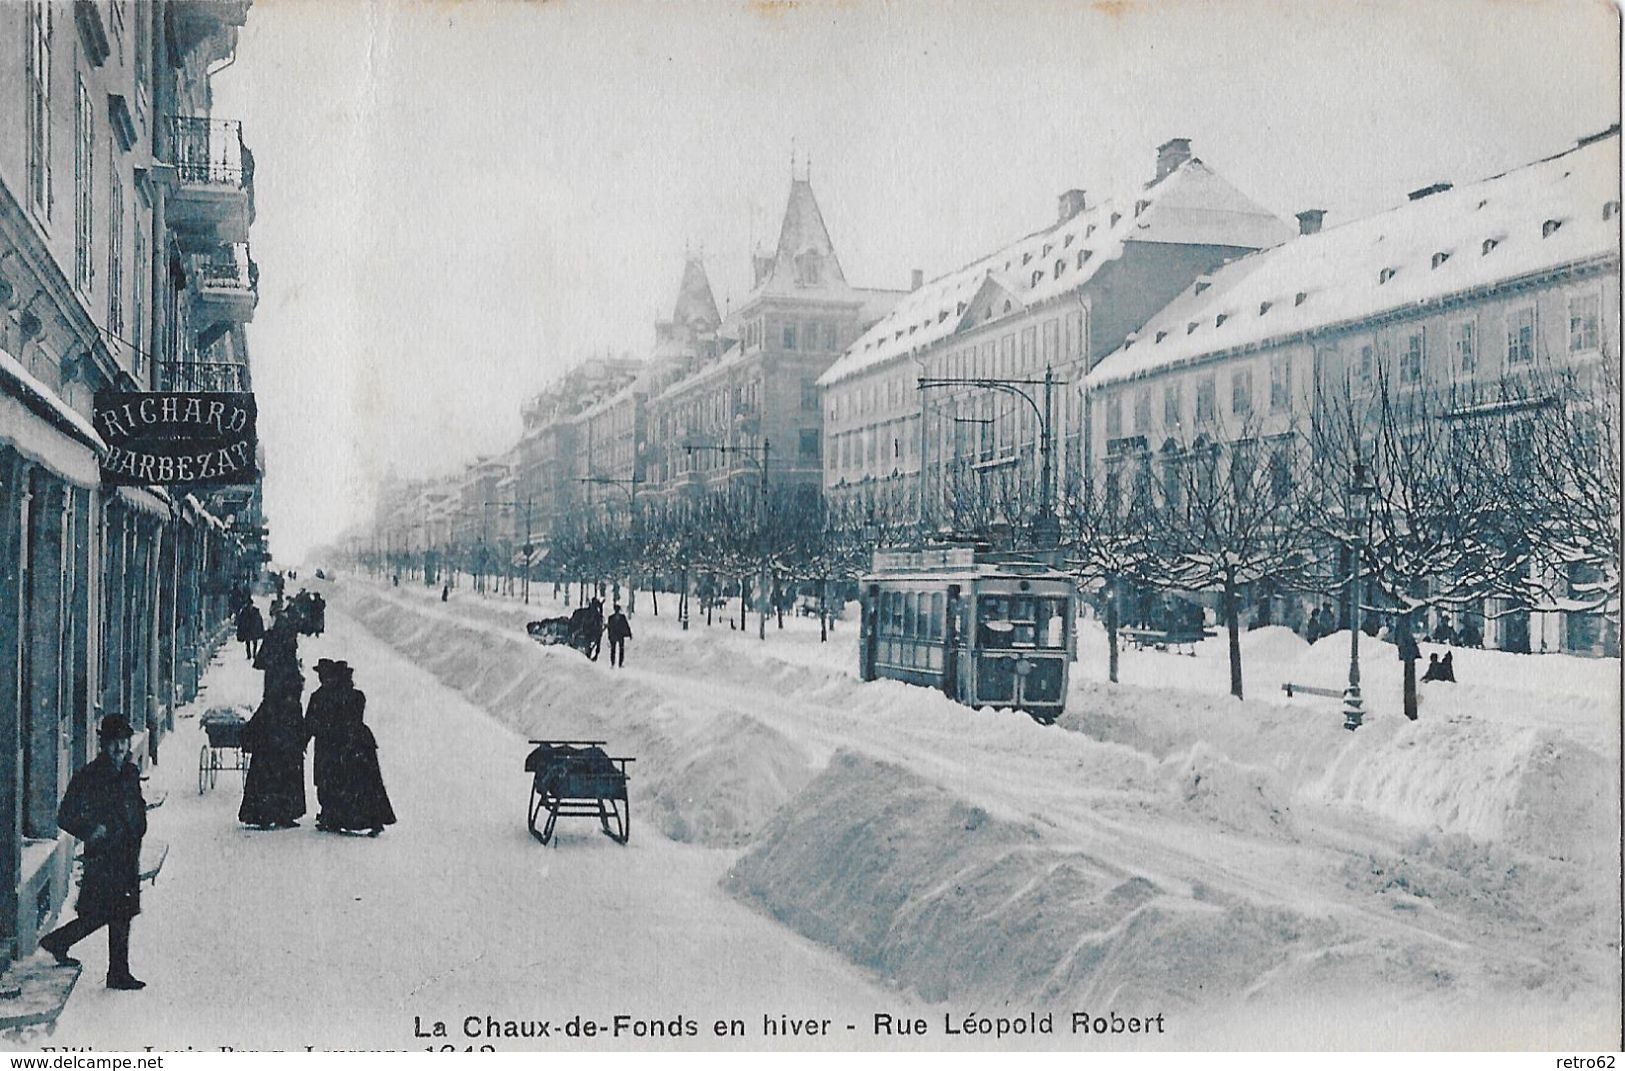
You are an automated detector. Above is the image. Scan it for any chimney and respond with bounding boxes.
[1057,189,1088,222]
[1155,138,1192,182]
[910,268,924,291]
[1408,182,1453,201]
[1295,209,1326,236]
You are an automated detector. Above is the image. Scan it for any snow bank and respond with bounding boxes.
[727,750,1347,1009]
[341,590,815,847]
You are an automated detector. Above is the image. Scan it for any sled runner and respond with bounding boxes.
[523,739,633,845]
[199,708,250,794]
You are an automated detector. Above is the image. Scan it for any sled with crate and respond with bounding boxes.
[523,739,633,845]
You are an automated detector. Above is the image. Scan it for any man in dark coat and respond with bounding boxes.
[311,664,396,836]
[39,715,147,990]
[606,604,632,668]
[236,601,265,661]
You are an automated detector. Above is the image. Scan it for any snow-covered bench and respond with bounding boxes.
[1280,682,1345,700]
[1119,627,1211,655]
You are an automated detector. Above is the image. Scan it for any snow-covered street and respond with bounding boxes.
[25,572,1621,1050]
[36,585,904,1052]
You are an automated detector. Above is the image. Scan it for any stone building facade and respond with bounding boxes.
[0,0,265,974]
[818,140,1293,540]
[1085,127,1621,654]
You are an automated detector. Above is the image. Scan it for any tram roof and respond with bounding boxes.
[864,546,1073,583]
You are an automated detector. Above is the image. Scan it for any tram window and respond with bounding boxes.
[978,596,1016,649]
[891,593,905,635]
[1036,599,1068,649]
[905,592,918,639]
[930,593,944,641]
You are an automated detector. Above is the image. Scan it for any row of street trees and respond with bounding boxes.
[1064,358,1620,708]
[380,357,1616,711]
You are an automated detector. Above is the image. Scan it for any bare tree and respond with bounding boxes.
[1153,406,1318,700]
[1058,466,1160,684]
[1308,364,1518,717]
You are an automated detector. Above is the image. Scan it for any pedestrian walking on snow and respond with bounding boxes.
[239,690,307,829]
[39,715,148,990]
[310,664,396,836]
[236,600,265,661]
[606,604,632,667]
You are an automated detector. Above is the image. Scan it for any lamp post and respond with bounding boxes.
[1344,459,1377,731]
[917,367,1064,549]
[685,440,770,638]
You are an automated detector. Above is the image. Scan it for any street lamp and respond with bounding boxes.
[1343,459,1377,731]
[917,367,1065,549]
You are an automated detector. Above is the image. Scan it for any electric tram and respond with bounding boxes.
[858,546,1076,724]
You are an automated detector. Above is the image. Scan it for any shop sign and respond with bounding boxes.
[94,391,258,487]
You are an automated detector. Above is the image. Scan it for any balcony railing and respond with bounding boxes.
[159,361,251,393]
[197,244,259,293]
[167,117,250,187]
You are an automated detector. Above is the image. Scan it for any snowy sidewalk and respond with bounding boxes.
[35,603,903,1052]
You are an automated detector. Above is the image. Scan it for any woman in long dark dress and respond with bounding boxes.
[238,693,307,828]
[241,616,307,828]
[315,664,396,836]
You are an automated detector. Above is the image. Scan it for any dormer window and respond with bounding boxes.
[938,310,949,323]
[1086,224,1096,238]
[1215,313,1228,327]
[1077,249,1093,269]
[1606,201,1622,221]
[1194,280,1211,295]
[1110,211,1122,227]
[956,302,966,315]
[1054,259,1066,277]
[1542,218,1563,238]
[1378,267,1397,284]
[1134,199,1150,216]
[1041,244,1052,257]
[1031,270,1043,287]
[1482,238,1499,255]
[1155,330,1168,343]
[1431,251,1451,269]
[1294,291,1308,307]
[1186,321,1198,335]
[1022,252,1032,265]
[1259,301,1272,316]
[1063,233,1075,248]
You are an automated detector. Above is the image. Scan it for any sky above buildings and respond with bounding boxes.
[208,0,1620,562]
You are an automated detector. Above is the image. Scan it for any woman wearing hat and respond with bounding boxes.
[39,715,148,990]
[305,661,395,836]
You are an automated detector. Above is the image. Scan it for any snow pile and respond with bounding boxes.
[726,751,1345,1009]
[321,578,1617,1043]
[341,590,815,847]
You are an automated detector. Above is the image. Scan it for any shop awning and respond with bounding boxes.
[0,349,105,488]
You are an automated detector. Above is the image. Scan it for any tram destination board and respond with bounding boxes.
[94,391,259,488]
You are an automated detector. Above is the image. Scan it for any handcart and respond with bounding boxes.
[199,708,251,794]
[524,739,633,845]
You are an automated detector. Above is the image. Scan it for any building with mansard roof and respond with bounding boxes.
[1085,126,1621,654]
[818,139,1293,535]
[642,176,907,513]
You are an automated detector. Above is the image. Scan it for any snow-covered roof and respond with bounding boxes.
[820,158,1293,387]
[1088,127,1622,389]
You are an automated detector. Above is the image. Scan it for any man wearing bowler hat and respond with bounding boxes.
[39,715,148,990]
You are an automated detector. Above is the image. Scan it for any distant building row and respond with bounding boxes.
[371,128,1619,654]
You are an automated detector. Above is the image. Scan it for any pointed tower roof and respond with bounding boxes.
[751,178,851,297]
[672,256,720,329]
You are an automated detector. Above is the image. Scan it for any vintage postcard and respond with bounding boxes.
[0,0,1619,1056]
